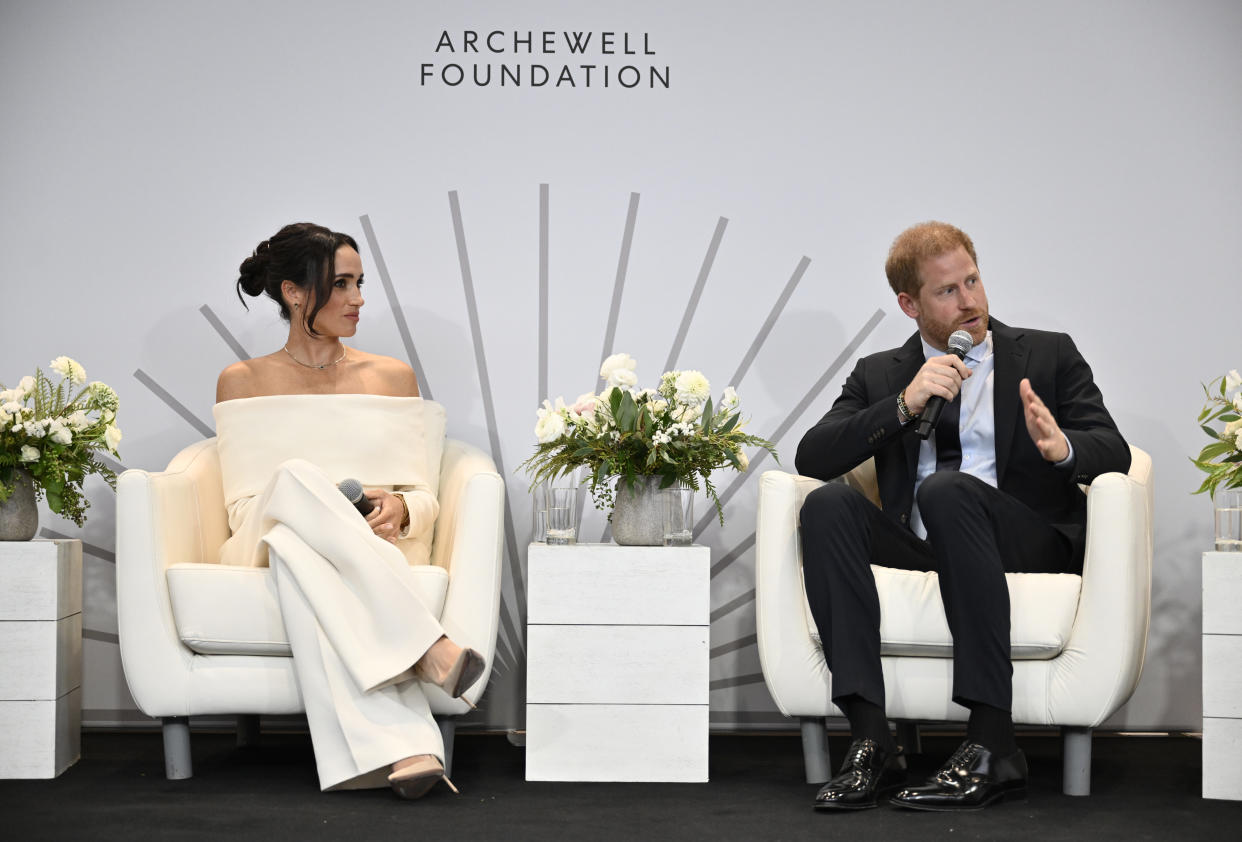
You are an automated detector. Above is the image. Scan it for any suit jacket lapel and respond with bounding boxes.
[888,333,926,480]
[991,318,1028,485]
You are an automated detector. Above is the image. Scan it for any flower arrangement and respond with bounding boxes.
[521,353,777,524]
[1192,369,1242,498]
[0,357,122,526]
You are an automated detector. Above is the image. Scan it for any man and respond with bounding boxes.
[795,221,1129,811]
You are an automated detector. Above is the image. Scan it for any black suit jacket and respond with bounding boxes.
[795,318,1130,562]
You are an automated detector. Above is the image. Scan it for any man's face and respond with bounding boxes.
[896,246,989,351]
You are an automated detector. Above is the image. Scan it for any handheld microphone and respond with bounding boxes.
[916,330,974,440]
[337,478,375,516]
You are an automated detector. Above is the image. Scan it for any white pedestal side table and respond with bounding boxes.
[0,538,82,779]
[526,542,710,782]
[1203,551,1242,800]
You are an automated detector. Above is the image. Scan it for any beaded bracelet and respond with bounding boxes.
[897,389,918,423]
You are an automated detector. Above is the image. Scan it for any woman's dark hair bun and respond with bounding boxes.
[233,223,360,338]
[236,241,272,297]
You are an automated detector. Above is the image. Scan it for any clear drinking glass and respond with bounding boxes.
[546,487,578,545]
[531,481,549,543]
[662,484,694,547]
[1215,488,1242,552]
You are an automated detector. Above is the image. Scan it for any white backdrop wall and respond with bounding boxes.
[2,0,1239,731]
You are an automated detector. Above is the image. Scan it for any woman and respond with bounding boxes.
[215,222,484,799]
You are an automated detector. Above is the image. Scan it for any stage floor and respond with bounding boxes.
[2,730,1239,841]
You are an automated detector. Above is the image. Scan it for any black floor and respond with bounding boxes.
[2,730,1240,841]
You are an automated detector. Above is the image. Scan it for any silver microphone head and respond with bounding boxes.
[947,330,974,358]
[337,477,364,504]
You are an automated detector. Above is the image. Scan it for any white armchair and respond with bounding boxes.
[755,446,1152,796]
[116,437,505,779]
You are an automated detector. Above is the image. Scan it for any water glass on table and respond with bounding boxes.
[662,485,694,547]
[546,486,578,545]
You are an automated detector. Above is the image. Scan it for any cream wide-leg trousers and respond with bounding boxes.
[221,458,445,790]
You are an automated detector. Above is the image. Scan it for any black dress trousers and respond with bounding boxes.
[799,468,1075,712]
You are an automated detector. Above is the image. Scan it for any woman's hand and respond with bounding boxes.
[363,489,407,543]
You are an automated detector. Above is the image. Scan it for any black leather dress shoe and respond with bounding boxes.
[890,741,1027,811]
[813,738,906,811]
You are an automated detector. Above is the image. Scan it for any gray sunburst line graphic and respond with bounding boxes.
[447,190,526,634]
[359,214,433,400]
[596,192,641,388]
[711,587,756,623]
[539,184,549,402]
[98,453,128,474]
[662,216,728,373]
[691,307,887,538]
[199,304,250,361]
[710,633,757,659]
[39,528,115,563]
[727,256,811,388]
[133,369,213,437]
[709,531,756,579]
[710,673,766,691]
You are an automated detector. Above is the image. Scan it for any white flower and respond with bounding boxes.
[674,370,711,405]
[1,400,21,416]
[1234,392,1242,413]
[17,376,35,396]
[50,356,86,385]
[652,430,672,446]
[534,408,567,443]
[600,353,637,388]
[734,448,750,472]
[720,386,740,412]
[1227,370,1242,391]
[67,410,92,430]
[105,424,122,452]
[650,399,668,416]
[1226,419,1242,438]
[48,420,72,445]
[671,421,697,437]
[611,369,637,389]
[19,445,40,463]
[23,420,46,438]
[672,404,703,424]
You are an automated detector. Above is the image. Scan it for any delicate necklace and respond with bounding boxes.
[283,344,347,370]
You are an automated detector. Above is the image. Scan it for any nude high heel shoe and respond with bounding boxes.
[388,755,459,800]
[414,638,486,706]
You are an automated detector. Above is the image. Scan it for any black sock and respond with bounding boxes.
[838,695,894,751]
[966,703,1017,755]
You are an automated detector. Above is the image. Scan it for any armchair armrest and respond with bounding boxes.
[755,470,835,716]
[426,439,505,710]
[1050,446,1153,725]
[116,438,226,715]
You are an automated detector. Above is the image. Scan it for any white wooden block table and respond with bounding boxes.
[1203,551,1242,800]
[526,542,710,782]
[0,539,82,779]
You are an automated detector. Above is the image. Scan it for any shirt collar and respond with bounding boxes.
[921,330,993,364]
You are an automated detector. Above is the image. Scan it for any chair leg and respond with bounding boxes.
[896,721,921,755]
[1062,726,1092,796]
[162,716,193,780]
[236,715,261,748]
[438,718,457,778]
[800,717,832,784]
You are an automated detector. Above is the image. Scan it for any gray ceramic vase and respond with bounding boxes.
[0,468,38,541]
[610,476,665,546]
